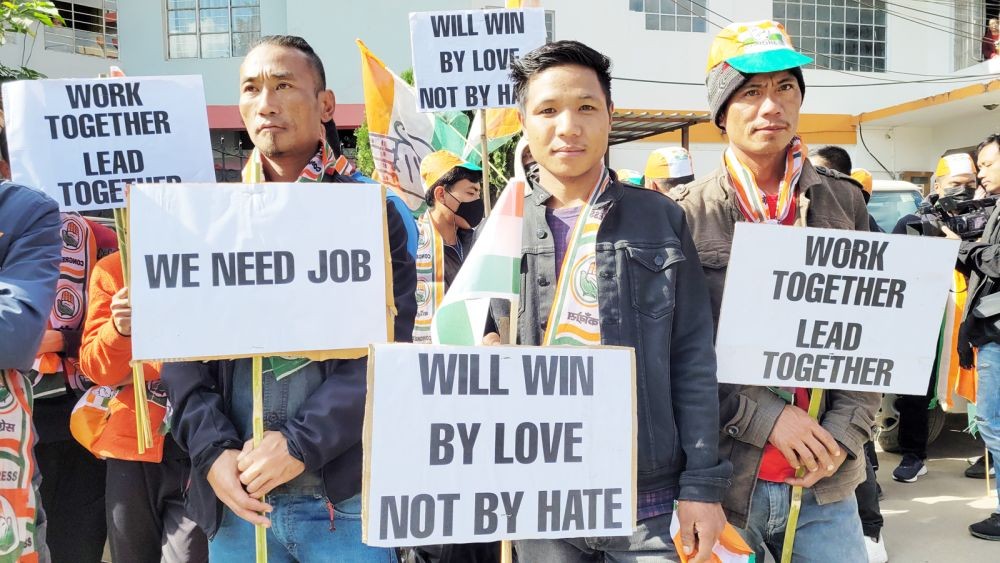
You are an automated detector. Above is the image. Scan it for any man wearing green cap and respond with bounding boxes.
[672,20,879,562]
[411,151,484,340]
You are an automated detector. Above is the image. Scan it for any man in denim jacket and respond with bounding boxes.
[0,177,61,562]
[485,40,730,563]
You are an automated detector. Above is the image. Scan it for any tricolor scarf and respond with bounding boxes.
[242,140,356,185]
[542,169,613,346]
[724,138,808,404]
[242,141,360,380]
[25,213,96,398]
[0,370,41,562]
[414,213,446,344]
[724,136,807,224]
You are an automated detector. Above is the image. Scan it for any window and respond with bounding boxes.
[955,0,999,69]
[774,0,887,73]
[46,1,118,59]
[629,0,708,33]
[166,0,260,59]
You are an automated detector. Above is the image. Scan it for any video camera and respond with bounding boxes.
[914,194,998,240]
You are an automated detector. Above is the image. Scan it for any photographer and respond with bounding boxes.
[889,154,981,487]
[954,133,1000,541]
[897,153,982,238]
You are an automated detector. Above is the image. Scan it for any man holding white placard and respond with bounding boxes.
[163,35,415,562]
[672,20,879,562]
[487,40,731,562]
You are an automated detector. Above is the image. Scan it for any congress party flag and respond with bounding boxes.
[358,39,468,213]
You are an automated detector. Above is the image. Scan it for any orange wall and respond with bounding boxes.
[625,112,857,146]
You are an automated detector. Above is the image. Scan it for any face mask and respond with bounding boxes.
[444,190,485,229]
[940,185,975,200]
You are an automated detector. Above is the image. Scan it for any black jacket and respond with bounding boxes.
[959,204,1000,355]
[163,176,416,539]
[492,177,731,502]
[443,227,476,290]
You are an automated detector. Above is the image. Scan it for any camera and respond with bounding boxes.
[914,194,998,240]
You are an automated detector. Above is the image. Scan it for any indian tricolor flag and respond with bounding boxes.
[432,180,526,345]
[937,270,977,410]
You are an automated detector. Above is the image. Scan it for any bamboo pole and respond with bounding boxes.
[480,109,492,217]
[114,207,153,452]
[500,298,520,562]
[252,355,268,563]
[500,299,517,562]
[780,388,825,563]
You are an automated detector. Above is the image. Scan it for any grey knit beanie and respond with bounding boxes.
[706,63,805,130]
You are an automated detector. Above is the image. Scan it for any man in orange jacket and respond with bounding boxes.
[26,212,111,563]
[79,252,207,563]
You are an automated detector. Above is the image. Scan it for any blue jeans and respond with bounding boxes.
[209,493,397,563]
[738,480,866,563]
[514,510,678,562]
[975,342,1000,512]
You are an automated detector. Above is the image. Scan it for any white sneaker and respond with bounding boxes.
[865,533,889,563]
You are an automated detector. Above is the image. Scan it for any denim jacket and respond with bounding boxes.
[164,357,368,539]
[494,175,731,503]
[0,182,61,370]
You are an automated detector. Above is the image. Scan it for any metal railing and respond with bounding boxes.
[953,0,991,69]
[44,1,118,59]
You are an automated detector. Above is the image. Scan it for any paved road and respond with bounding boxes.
[757,414,997,562]
[877,414,998,562]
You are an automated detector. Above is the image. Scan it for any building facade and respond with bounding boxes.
[3,0,998,184]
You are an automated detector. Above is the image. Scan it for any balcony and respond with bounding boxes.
[44,1,118,59]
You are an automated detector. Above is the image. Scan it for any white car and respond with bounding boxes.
[868,180,924,233]
[867,180,924,233]
[867,179,972,451]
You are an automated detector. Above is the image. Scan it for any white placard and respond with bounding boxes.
[2,75,215,212]
[716,223,960,395]
[410,8,546,112]
[128,183,389,361]
[363,344,636,546]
